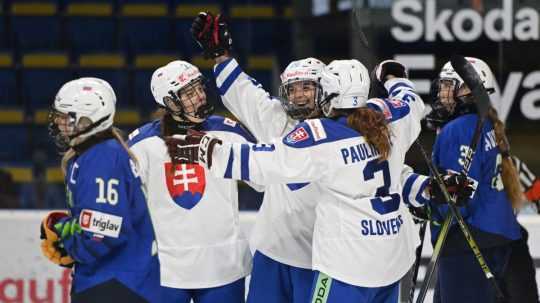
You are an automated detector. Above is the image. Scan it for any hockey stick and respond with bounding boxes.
[350,6,504,300]
[407,219,427,303]
[415,55,505,303]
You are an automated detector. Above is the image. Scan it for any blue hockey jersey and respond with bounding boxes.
[430,114,521,243]
[61,138,161,302]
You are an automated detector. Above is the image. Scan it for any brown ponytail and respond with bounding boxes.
[61,127,138,176]
[347,107,392,161]
[487,107,524,209]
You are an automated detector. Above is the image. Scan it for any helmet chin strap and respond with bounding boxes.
[72,128,115,155]
[68,115,111,146]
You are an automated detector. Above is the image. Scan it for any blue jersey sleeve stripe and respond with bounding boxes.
[224,146,234,179]
[388,82,412,94]
[218,65,242,96]
[415,178,430,206]
[214,58,234,79]
[367,103,382,113]
[402,174,418,206]
[286,182,310,191]
[240,144,250,181]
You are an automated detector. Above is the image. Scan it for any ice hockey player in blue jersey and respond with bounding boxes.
[171,59,426,303]
[128,60,255,303]
[426,57,524,303]
[40,78,161,302]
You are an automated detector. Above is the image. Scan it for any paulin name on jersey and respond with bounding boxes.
[164,163,206,210]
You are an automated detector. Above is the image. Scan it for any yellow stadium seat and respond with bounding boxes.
[22,53,69,68]
[11,2,56,16]
[66,3,113,17]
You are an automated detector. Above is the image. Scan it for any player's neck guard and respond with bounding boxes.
[72,128,115,155]
[161,113,203,136]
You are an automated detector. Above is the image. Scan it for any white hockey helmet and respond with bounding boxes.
[439,57,495,93]
[151,60,213,121]
[49,77,116,149]
[280,57,325,85]
[319,59,370,117]
[278,57,325,120]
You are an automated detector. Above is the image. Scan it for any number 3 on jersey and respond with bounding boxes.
[363,159,400,215]
[96,178,119,205]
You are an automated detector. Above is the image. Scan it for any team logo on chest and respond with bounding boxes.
[164,163,206,210]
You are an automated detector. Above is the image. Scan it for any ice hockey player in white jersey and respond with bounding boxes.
[172,59,425,302]
[127,60,255,303]
[191,11,326,303]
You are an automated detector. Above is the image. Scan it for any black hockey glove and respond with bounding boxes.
[369,60,408,98]
[165,130,222,168]
[191,12,232,59]
[430,173,475,207]
[375,59,408,81]
[409,205,432,223]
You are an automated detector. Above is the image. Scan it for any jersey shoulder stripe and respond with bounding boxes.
[203,115,257,143]
[128,120,161,147]
[367,98,411,123]
[282,118,358,148]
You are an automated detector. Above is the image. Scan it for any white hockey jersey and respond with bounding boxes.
[128,116,254,289]
[206,78,426,287]
[214,57,323,269]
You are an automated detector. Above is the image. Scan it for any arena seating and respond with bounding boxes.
[0,0,289,203]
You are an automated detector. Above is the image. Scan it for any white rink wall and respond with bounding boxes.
[0,210,538,303]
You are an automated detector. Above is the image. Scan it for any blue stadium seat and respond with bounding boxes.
[249,70,273,93]
[76,53,129,106]
[65,2,117,52]
[20,53,73,108]
[10,2,61,50]
[246,55,275,92]
[228,5,277,54]
[30,124,61,163]
[133,53,178,111]
[0,124,31,162]
[120,3,172,52]
[0,53,18,106]
[0,14,7,49]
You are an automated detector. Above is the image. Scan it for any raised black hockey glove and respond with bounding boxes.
[369,60,408,98]
[191,12,232,59]
[375,59,408,81]
[165,129,222,168]
[430,173,475,207]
